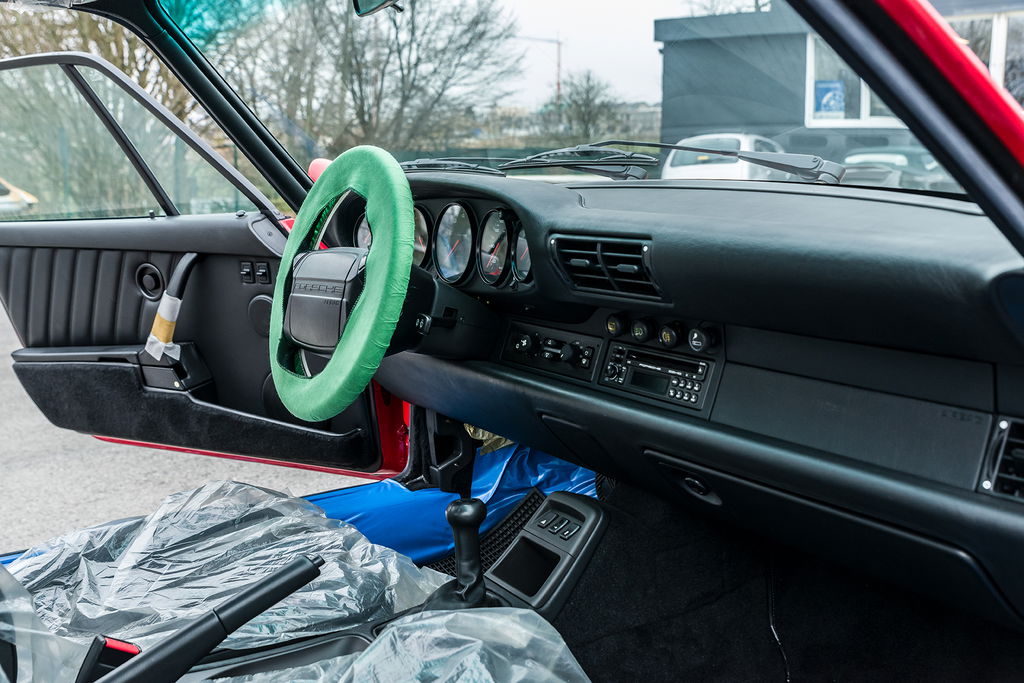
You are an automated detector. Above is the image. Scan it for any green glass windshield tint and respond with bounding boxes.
[160,0,986,194]
[78,66,257,215]
[0,64,162,221]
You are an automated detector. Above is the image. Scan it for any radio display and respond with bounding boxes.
[630,370,669,394]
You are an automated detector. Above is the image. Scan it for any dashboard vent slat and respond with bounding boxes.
[552,235,660,300]
[983,420,1024,501]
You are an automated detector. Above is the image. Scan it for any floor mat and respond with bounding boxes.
[552,483,1024,682]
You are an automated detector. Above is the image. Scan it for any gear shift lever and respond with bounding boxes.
[446,497,487,604]
[419,410,496,610]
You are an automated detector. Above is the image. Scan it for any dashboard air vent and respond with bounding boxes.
[552,235,660,299]
[982,419,1024,501]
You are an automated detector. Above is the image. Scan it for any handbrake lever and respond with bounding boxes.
[98,554,324,683]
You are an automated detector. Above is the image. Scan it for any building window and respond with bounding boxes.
[804,35,902,128]
[944,11,1024,108]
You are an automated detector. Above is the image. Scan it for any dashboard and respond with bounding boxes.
[367,172,1024,631]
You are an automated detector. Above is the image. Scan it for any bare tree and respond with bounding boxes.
[206,0,523,160]
[545,70,621,142]
[686,0,770,16]
[0,9,207,128]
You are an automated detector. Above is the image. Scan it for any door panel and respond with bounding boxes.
[0,246,177,347]
[0,52,391,476]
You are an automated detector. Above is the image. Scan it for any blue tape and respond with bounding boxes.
[306,444,596,564]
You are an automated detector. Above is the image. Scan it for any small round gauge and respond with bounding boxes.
[413,207,430,266]
[513,231,532,282]
[478,210,511,285]
[433,203,474,283]
[354,213,372,249]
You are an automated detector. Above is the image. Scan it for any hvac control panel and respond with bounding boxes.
[501,323,602,381]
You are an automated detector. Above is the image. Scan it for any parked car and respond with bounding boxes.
[842,145,962,192]
[661,133,788,181]
[0,177,36,215]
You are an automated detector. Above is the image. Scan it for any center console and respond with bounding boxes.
[485,491,607,618]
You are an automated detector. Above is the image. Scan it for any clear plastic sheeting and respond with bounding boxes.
[4,0,94,11]
[217,608,591,683]
[7,481,446,651]
[0,565,90,683]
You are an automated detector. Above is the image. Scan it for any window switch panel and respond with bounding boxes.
[240,261,255,284]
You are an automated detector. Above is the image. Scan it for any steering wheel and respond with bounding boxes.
[269,146,414,422]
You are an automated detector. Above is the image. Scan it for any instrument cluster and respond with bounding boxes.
[344,199,533,289]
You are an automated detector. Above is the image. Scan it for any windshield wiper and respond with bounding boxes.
[498,145,659,180]
[400,158,505,175]
[591,139,846,185]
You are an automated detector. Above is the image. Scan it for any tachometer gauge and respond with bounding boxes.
[478,210,510,285]
[433,203,474,283]
[354,213,372,249]
[513,231,532,282]
[413,207,430,266]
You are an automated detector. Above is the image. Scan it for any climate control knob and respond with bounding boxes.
[558,343,576,363]
[604,362,621,380]
[513,333,536,353]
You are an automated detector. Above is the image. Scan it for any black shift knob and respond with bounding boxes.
[447,497,487,528]
[448,497,487,605]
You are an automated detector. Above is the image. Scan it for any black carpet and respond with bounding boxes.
[552,483,1024,682]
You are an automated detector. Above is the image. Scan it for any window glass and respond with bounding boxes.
[0,8,288,214]
[0,64,162,221]
[78,66,257,215]
[670,138,740,166]
[160,0,966,194]
[1006,14,1024,105]
[810,35,861,122]
[845,153,909,167]
[948,17,993,67]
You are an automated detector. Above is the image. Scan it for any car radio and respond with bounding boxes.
[599,343,712,409]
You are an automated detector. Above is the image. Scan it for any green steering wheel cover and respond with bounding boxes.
[270,146,414,422]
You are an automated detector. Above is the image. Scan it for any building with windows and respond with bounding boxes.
[655,1,1024,160]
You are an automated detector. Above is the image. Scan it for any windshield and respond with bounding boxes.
[161,0,1000,194]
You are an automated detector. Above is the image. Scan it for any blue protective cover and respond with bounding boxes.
[306,444,596,564]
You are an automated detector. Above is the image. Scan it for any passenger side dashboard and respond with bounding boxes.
[375,173,1024,630]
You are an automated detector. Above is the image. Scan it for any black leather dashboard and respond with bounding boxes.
[375,173,1024,629]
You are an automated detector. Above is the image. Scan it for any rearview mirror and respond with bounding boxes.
[352,0,403,16]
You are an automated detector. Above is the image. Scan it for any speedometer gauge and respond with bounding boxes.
[478,210,510,285]
[413,207,430,266]
[354,213,372,249]
[355,209,429,265]
[513,231,532,282]
[433,203,474,283]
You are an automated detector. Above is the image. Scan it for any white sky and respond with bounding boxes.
[501,1,695,108]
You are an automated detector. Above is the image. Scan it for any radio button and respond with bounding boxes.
[693,381,702,392]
